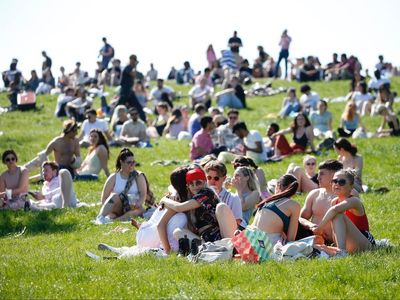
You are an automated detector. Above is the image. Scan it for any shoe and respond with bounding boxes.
[178,236,190,257]
[190,238,202,256]
[92,215,113,225]
[334,249,348,258]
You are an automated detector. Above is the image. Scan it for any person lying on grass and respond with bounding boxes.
[158,167,237,254]
[312,169,375,256]
[95,148,146,223]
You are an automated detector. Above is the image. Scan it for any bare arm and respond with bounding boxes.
[136,173,147,208]
[159,198,200,212]
[244,141,263,154]
[299,190,318,229]
[100,173,116,204]
[157,208,177,254]
[286,202,301,242]
[305,126,316,152]
[240,190,260,211]
[96,146,110,177]
[271,127,292,138]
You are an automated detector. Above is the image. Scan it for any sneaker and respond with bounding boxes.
[190,238,202,256]
[92,215,113,225]
[85,251,101,261]
[178,236,190,257]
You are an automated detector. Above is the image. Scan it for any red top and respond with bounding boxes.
[336,198,369,231]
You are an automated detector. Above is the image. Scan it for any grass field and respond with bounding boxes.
[0,78,399,299]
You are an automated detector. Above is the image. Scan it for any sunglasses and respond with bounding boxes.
[306,162,316,166]
[124,160,136,165]
[331,179,347,186]
[5,157,16,163]
[207,175,220,181]
[229,116,238,120]
[187,180,205,187]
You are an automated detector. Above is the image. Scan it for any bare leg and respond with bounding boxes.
[216,203,237,238]
[97,193,120,218]
[173,228,200,244]
[332,213,372,253]
[287,164,318,193]
[59,169,75,207]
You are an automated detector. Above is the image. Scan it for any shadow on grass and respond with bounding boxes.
[0,209,77,237]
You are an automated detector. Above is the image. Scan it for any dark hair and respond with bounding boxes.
[334,169,356,185]
[129,107,138,114]
[232,121,247,133]
[292,113,311,131]
[170,166,190,203]
[257,174,298,209]
[85,108,97,116]
[319,159,343,172]
[319,99,328,109]
[232,156,258,170]
[198,154,217,168]
[200,116,213,129]
[2,149,18,163]
[194,103,206,113]
[358,82,368,94]
[204,160,227,177]
[269,122,279,133]
[227,109,239,117]
[42,161,60,175]
[115,148,134,171]
[334,138,357,156]
[89,128,109,158]
[300,84,311,94]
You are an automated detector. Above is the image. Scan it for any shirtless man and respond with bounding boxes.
[298,159,343,243]
[44,120,81,177]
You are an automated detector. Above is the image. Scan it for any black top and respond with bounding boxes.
[228,36,242,53]
[235,84,246,108]
[120,65,134,92]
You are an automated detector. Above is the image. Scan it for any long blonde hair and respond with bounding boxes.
[342,101,357,121]
[235,166,260,194]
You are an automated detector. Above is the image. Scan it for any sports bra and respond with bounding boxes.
[262,198,290,234]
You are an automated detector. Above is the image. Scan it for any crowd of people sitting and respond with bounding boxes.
[0,31,397,261]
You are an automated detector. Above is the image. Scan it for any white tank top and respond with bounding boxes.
[113,172,139,196]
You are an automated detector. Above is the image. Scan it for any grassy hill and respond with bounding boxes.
[0,78,399,299]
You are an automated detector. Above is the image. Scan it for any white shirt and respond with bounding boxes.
[150,86,174,106]
[81,119,108,142]
[188,85,213,103]
[300,91,320,111]
[244,130,267,163]
[219,188,242,221]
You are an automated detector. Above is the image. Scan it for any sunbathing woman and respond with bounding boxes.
[251,174,300,245]
[0,150,29,210]
[75,129,110,180]
[95,148,147,222]
[158,167,237,253]
[334,138,363,192]
[313,169,374,255]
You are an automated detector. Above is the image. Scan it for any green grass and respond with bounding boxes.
[0,78,400,299]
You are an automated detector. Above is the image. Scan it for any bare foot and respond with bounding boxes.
[131,218,141,229]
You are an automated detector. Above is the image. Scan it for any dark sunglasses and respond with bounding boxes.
[124,160,136,165]
[229,115,238,120]
[207,175,220,181]
[331,179,347,186]
[306,162,316,166]
[188,180,204,187]
[5,157,16,163]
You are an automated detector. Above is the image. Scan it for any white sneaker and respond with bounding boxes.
[86,251,101,261]
[335,249,348,258]
[92,215,113,225]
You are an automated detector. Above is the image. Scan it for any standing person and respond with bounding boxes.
[274,29,292,79]
[119,54,146,121]
[146,63,158,81]
[44,120,82,177]
[95,148,147,222]
[0,150,29,210]
[206,44,217,68]
[41,51,52,76]
[228,30,243,66]
[204,160,243,225]
[313,170,374,255]
[99,37,114,69]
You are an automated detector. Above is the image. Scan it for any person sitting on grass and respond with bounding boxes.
[251,174,300,245]
[334,138,363,192]
[75,129,110,180]
[375,104,400,137]
[95,148,147,223]
[78,109,112,148]
[338,101,364,138]
[312,169,375,256]
[0,150,29,210]
[30,161,77,210]
[158,167,237,253]
[270,113,317,159]
[231,166,261,227]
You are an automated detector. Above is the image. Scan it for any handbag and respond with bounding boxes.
[231,228,274,263]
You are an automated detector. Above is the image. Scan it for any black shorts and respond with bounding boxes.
[361,230,375,245]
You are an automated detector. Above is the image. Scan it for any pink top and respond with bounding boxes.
[279,36,292,50]
[190,129,214,160]
[42,176,60,202]
[207,49,217,65]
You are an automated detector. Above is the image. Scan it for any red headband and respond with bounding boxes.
[186,168,206,183]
